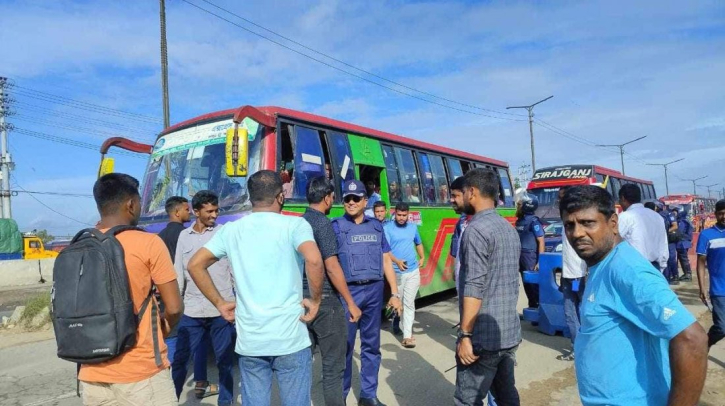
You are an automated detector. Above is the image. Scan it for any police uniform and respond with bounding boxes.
[660,207,679,282]
[676,210,694,280]
[332,180,392,405]
[516,213,543,308]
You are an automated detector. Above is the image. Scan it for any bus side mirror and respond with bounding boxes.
[226,127,249,177]
[98,157,115,178]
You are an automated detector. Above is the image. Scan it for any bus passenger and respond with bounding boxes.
[364,179,382,218]
[333,180,402,406]
[515,195,544,309]
[388,181,401,202]
[408,183,421,203]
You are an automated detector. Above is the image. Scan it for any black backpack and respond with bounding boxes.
[51,226,162,367]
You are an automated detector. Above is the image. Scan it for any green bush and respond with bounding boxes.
[21,292,51,327]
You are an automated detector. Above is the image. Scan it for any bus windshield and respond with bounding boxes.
[528,187,561,221]
[140,117,265,220]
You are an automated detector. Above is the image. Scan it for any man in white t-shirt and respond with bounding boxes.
[558,187,587,361]
[617,184,668,271]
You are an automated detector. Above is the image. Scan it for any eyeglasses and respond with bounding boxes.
[344,195,363,203]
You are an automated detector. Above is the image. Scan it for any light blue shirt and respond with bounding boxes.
[575,242,695,406]
[204,212,315,357]
[383,221,422,274]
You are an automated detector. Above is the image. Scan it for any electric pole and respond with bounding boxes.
[684,175,707,196]
[507,95,553,172]
[597,135,647,175]
[704,183,719,198]
[0,77,15,219]
[646,158,683,196]
[160,0,170,129]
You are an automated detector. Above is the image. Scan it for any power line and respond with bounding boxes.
[14,101,159,134]
[11,175,94,226]
[193,0,527,118]
[12,114,156,142]
[180,0,526,122]
[12,86,163,124]
[11,190,94,198]
[13,128,147,159]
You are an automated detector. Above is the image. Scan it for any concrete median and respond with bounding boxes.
[0,259,54,288]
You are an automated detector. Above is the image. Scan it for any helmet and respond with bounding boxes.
[522,196,539,214]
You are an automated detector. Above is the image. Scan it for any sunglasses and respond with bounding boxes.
[344,195,363,203]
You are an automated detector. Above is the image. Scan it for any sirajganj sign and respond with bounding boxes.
[531,166,593,181]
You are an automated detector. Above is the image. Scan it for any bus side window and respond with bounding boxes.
[327,131,355,201]
[446,158,464,181]
[417,153,448,204]
[460,160,473,174]
[393,147,421,204]
[280,124,327,200]
[497,168,515,207]
[382,145,402,203]
[610,178,621,201]
[650,184,657,199]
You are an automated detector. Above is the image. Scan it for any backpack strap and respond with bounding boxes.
[137,290,163,367]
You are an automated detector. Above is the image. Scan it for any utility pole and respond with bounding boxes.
[684,175,707,196]
[704,183,719,198]
[0,77,14,219]
[646,158,683,196]
[507,95,553,172]
[160,0,170,129]
[597,135,647,175]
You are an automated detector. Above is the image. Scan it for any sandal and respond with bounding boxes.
[194,381,219,399]
[402,338,416,348]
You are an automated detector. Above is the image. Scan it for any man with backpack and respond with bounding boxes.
[57,173,182,405]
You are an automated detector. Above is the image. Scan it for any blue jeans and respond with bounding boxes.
[171,315,236,406]
[709,295,725,347]
[561,277,584,345]
[343,280,384,400]
[238,347,312,406]
[166,332,210,382]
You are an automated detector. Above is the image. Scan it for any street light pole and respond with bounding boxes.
[684,176,707,196]
[646,158,684,196]
[507,95,553,172]
[160,0,170,129]
[704,183,719,198]
[597,135,647,175]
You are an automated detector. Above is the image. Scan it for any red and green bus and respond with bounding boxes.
[526,164,657,222]
[100,105,516,297]
[660,194,718,232]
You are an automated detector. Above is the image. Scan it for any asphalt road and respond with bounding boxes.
[0,280,723,406]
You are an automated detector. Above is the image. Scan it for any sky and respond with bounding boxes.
[1,0,724,236]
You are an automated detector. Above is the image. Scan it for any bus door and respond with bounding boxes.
[347,134,388,204]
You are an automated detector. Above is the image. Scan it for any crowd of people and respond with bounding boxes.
[63,167,725,406]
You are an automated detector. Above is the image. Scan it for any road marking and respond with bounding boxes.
[24,391,78,406]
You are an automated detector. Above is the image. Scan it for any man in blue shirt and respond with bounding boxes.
[384,202,425,348]
[560,186,708,406]
[696,199,725,348]
[186,170,326,406]
[363,179,382,218]
[333,180,402,406]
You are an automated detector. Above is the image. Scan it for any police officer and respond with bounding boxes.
[656,202,680,285]
[673,206,694,282]
[515,195,544,308]
[332,180,402,406]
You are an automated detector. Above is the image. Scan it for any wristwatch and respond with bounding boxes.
[457,329,473,340]
[391,293,401,299]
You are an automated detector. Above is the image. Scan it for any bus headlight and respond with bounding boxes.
[555,243,563,252]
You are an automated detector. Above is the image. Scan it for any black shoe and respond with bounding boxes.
[359,397,386,406]
[669,279,680,286]
[679,274,692,282]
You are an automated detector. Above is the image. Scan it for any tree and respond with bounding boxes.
[33,229,55,244]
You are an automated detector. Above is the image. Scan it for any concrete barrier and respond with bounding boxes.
[0,259,54,288]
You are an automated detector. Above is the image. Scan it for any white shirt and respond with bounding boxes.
[562,233,587,278]
[618,203,669,270]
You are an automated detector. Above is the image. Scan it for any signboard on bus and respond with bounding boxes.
[531,165,593,181]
